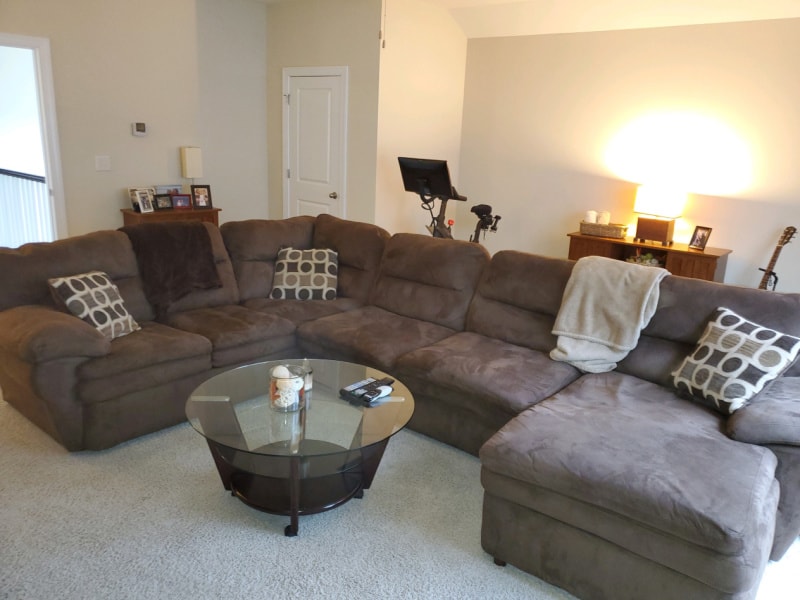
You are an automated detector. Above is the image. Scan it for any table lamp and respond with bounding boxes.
[633,186,686,246]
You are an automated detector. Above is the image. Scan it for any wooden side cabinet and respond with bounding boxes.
[567,232,731,282]
[121,207,221,227]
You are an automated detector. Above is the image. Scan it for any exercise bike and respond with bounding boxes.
[398,156,500,243]
[468,204,501,243]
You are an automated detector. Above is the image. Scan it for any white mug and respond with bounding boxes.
[597,210,611,225]
[584,210,598,224]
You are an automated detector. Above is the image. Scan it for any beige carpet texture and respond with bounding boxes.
[0,397,796,600]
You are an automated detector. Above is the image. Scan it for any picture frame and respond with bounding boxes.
[172,194,192,210]
[127,187,155,212]
[689,226,712,251]
[155,184,183,196]
[190,185,213,209]
[154,194,174,210]
[137,190,154,213]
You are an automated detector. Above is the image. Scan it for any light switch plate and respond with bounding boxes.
[95,155,112,171]
[131,122,147,136]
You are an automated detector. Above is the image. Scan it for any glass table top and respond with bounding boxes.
[186,359,415,458]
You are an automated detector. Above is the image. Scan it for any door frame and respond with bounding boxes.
[0,32,67,239]
[282,66,349,218]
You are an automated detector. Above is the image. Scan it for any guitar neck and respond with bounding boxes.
[759,226,797,290]
[759,250,782,289]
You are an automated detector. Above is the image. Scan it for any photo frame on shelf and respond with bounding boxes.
[154,194,174,210]
[689,226,712,251]
[155,184,183,196]
[137,190,154,213]
[127,187,155,212]
[172,194,192,210]
[190,185,213,209]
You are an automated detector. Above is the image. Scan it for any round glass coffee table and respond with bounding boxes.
[186,359,414,536]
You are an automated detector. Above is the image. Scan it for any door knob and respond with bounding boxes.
[329,192,338,199]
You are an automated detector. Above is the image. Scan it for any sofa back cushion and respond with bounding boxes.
[220,215,390,304]
[164,223,240,314]
[312,214,390,302]
[466,251,574,352]
[0,230,154,322]
[370,233,490,331]
[618,275,800,385]
[220,216,316,301]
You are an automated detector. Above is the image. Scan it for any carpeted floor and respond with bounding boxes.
[0,398,796,600]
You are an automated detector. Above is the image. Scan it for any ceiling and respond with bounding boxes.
[262,0,800,38]
[437,0,800,38]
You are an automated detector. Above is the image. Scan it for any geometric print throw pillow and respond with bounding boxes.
[671,306,800,415]
[269,247,338,301]
[48,270,141,340]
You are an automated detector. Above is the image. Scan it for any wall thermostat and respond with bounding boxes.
[131,122,147,136]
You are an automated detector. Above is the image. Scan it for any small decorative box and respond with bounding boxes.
[579,221,628,239]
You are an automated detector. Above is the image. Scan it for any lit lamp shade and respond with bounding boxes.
[633,186,687,246]
[180,146,203,179]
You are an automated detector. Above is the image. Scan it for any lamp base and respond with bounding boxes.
[635,217,675,246]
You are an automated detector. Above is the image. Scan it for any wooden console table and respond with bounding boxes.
[567,232,731,282]
[121,207,221,227]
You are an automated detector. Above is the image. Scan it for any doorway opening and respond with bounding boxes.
[0,33,66,247]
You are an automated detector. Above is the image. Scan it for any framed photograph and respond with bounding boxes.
[137,190,154,213]
[172,194,192,210]
[689,226,712,251]
[154,194,173,210]
[127,187,155,212]
[190,185,213,209]
[155,184,183,196]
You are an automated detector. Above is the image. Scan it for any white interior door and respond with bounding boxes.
[282,67,348,218]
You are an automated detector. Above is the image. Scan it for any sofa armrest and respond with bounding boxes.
[0,305,110,362]
[726,377,800,446]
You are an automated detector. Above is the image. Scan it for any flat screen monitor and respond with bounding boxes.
[398,157,458,200]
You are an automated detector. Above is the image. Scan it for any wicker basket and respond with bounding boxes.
[579,221,628,239]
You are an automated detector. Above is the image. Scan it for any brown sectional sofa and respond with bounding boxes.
[1,214,799,600]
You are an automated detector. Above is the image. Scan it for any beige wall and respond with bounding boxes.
[374,0,467,236]
[5,1,800,293]
[0,0,267,234]
[197,0,269,223]
[459,19,800,291]
[266,0,382,223]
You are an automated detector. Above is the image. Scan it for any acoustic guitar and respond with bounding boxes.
[758,226,797,290]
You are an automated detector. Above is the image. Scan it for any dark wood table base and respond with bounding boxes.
[207,438,389,536]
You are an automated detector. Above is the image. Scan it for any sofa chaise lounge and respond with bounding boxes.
[1,214,798,600]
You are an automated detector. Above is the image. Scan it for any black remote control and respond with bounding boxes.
[339,377,395,402]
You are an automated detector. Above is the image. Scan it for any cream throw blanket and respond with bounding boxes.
[550,256,669,373]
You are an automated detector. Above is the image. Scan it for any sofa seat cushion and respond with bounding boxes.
[481,372,779,561]
[77,321,212,403]
[163,305,296,367]
[243,297,362,325]
[395,332,581,417]
[297,305,457,371]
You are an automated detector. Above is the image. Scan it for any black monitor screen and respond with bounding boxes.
[398,157,455,199]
